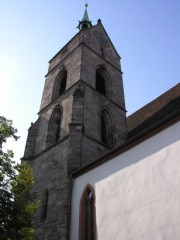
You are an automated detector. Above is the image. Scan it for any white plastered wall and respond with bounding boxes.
[70,122,180,240]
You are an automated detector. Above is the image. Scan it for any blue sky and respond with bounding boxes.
[0,0,179,162]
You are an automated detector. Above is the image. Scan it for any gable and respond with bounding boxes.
[80,21,121,68]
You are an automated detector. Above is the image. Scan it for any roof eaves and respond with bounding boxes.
[71,109,179,178]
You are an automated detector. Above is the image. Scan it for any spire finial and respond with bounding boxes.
[77,2,92,30]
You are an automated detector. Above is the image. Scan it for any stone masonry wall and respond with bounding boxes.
[40,47,82,111]
[30,139,70,240]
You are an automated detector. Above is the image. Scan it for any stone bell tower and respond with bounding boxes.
[23,4,127,240]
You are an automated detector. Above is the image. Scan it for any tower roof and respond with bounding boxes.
[77,3,92,30]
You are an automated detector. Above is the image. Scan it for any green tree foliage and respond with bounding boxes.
[0,116,38,240]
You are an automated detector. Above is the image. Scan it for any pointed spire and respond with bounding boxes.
[77,2,92,30]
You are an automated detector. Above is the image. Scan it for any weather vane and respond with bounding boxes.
[85,1,88,9]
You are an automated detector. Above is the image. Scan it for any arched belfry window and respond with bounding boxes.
[101,109,113,148]
[96,72,106,96]
[82,23,88,29]
[52,70,67,101]
[40,189,49,221]
[79,184,96,240]
[47,106,61,147]
[95,67,112,99]
[59,72,67,95]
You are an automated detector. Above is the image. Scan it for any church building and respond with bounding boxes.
[23,5,180,240]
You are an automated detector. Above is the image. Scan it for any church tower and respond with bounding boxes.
[23,5,127,240]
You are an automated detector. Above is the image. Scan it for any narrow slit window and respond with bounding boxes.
[40,189,49,221]
[101,110,113,148]
[100,47,104,56]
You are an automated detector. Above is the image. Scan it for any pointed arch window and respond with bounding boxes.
[96,71,106,96]
[47,107,61,147]
[40,189,49,221]
[59,72,67,95]
[95,67,112,99]
[101,109,113,148]
[79,184,96,240]
[52,70,67,101]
